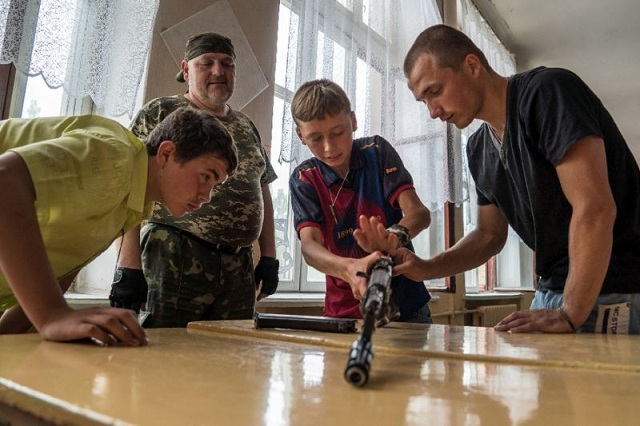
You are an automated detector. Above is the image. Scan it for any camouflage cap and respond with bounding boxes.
[176,32,236,82]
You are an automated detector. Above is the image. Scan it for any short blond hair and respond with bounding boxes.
[291,79,352,125]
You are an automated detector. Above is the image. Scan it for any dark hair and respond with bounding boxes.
[290,79,352,125]
[145,107,238,174]
[404,24,491,77]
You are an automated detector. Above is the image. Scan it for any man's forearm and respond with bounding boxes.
[258,185,276,258]
[421,229,504,281]
[561,210,614,327]
[116,225,143,269]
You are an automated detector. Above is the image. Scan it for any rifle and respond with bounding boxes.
[343,255,394,387]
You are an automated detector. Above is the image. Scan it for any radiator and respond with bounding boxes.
[477,304,518,327]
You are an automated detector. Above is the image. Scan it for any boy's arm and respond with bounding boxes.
[299,227,382,299]
[354,188,431,254]
[0,152,146,345]
[394,188,431,241]
[0,271,79,334]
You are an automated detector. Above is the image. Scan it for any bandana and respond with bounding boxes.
[176,32,236,82]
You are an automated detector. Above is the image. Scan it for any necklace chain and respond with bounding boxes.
[330,172,349,206]
[329,171,349,224]
[489,126,502,144]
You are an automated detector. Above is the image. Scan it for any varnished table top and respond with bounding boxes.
[0,322,638,425]
[190,319,640,373]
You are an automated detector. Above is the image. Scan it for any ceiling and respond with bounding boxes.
[472,0,640,160]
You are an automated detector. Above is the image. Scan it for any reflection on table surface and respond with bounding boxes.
[0,325,638,425]
[189,320,640,372]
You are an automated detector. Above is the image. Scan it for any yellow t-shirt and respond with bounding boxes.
[0,115,152,310]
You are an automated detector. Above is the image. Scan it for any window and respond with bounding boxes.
[271,0,448,293]
[459,0,535,292]
[1,0,156,120]
[1,0,155,295]
[271,0,533,295]
[16,74,66,117]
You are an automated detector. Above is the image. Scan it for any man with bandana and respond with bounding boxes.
[109,33,279,327]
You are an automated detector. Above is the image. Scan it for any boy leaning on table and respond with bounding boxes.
[0,107,237,345]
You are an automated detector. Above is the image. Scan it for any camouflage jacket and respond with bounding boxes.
[130,95,277,247]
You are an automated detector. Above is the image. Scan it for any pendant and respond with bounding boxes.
[330,204,338,224]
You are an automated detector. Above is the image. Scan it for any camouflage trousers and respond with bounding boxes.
[141,223,256,328]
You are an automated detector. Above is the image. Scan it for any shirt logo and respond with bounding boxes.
[337,228,355,239]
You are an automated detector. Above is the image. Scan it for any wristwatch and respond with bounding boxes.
[386,223,410,248]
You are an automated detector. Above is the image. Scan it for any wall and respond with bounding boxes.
[71,0,279,297]
[146,0,279,152]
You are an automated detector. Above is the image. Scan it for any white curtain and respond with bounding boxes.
[460,0,516,136]
[276,0,466,210]
[459,0,533,288]
[0,0,159,117]
[459,0,517,221]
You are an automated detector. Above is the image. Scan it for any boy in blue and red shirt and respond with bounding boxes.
[289,79,432,322]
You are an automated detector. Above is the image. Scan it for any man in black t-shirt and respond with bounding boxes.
[357,24,640,334]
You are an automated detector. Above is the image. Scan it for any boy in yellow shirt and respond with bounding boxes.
[0,107,237,345]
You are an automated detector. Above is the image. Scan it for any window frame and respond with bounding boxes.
[272,0,455,294]
[0,64,16,119]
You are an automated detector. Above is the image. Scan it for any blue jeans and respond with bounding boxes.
[396,304,433,324]
[531,290,640,334]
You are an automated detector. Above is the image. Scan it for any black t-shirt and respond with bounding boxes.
[467,67,640,293]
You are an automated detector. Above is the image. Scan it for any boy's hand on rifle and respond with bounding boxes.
[343,251,384,299]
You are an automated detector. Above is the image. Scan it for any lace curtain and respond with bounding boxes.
[276,0,465,211]
[459,0,533,289]
[0,0,159,117]
[459,0,518,216]
[458,0,517,219]
[460,0,517,136]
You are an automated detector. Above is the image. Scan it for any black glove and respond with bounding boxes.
[255,256,279,296]
[109,267,148,314]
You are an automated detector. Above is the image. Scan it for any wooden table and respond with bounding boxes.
[191,319,640,372]
[1,322,639,425]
